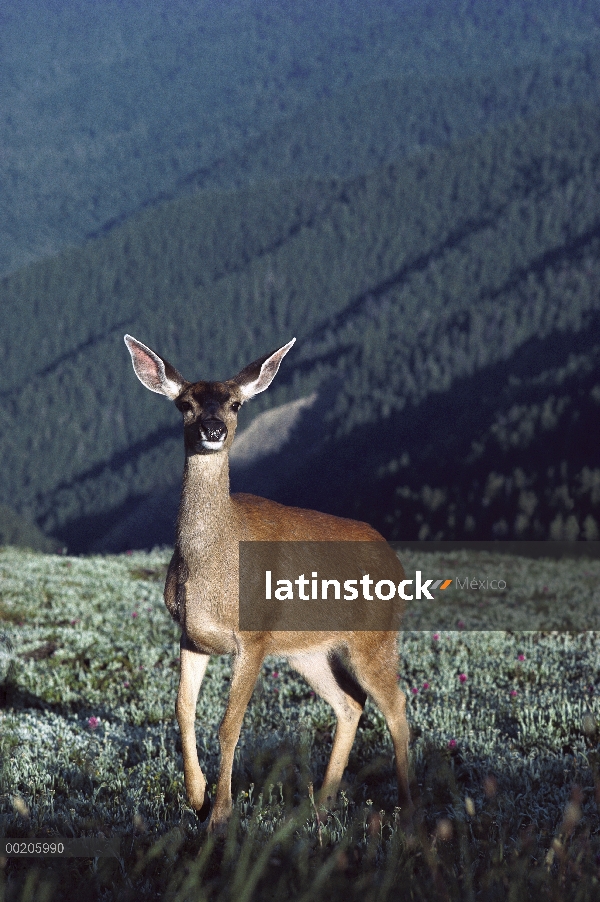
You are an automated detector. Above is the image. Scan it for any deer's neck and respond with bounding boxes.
[177,452,236,556]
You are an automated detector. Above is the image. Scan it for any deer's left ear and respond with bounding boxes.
[232,339,295,401]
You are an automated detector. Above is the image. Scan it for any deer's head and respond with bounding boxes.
[124,336,295,455]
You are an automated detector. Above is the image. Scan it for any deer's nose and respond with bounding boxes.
[201,418,227,442]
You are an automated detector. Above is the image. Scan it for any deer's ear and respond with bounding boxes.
[232,339,295,401]
[124,335,186,400]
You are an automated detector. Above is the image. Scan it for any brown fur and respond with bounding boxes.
[125,335,412,832]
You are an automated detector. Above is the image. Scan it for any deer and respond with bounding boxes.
[124,334,412,833]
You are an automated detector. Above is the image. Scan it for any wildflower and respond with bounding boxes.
[422,681,429,690]
[70,619,80,626]
[435,818,453,840]
[123,681,130,688]
[448,739,457,749]
[517,654,525,661]
[126,550,133,556]
[272,671,279,679]
[433,633,440,641]
[459,673,467,683]
[510,689,518,697]
[457,620,465,629]
[88,716,100,730]
[411,687,418,695]
[132,611,138,618]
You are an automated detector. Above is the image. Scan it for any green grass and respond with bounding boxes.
[0,546,599,900]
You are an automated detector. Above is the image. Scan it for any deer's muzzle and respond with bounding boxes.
[199,418,227,450]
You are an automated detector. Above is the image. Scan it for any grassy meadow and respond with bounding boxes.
[0,545,599,900]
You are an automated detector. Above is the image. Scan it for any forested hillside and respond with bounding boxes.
[0,505,60,553]
[2,0,599,274]
[178,48,600,198]
[2,101,600,551]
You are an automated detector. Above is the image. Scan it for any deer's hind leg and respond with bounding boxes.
[177,635,211,819]
[348,635,412,813]
[288,650,366,808]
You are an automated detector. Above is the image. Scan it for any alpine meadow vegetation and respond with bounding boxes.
[1,545,599,900]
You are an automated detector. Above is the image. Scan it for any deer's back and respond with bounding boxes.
[232,493,384,542]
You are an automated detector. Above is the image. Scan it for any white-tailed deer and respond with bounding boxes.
[124,335,412,832]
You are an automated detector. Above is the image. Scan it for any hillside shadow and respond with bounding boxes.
[232,313,600,541]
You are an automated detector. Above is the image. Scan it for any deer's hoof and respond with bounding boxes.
[197,792,211,822]
[207,807,232,836]
[207,818,228,836]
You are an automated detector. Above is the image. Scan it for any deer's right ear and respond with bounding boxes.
[124,335,186,400]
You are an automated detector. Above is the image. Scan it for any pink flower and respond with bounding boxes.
[272,671,279,679]
[87,716,100,730]
[517,654,525,661]
[126,550,133,556]
[448,739,457,749]
[459,673,467,683]
[71,619,80,626]
[457,620,465,629]
[422,682,429,690]
[132,611,138,618]
[123,681,130,688]
[510,690,518,697]
[433,633,440,641]
[411,687,418,695]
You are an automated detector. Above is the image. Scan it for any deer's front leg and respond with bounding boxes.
[209,643,266,834]
[176,636,211,819]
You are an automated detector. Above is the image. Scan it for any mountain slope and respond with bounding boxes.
[2,0,599,273]
[177,49,600,197]
[2,102,600,550]
[231,319,600,544]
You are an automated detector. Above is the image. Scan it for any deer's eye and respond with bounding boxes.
[179,401,192,414]
[230,401,241,413]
